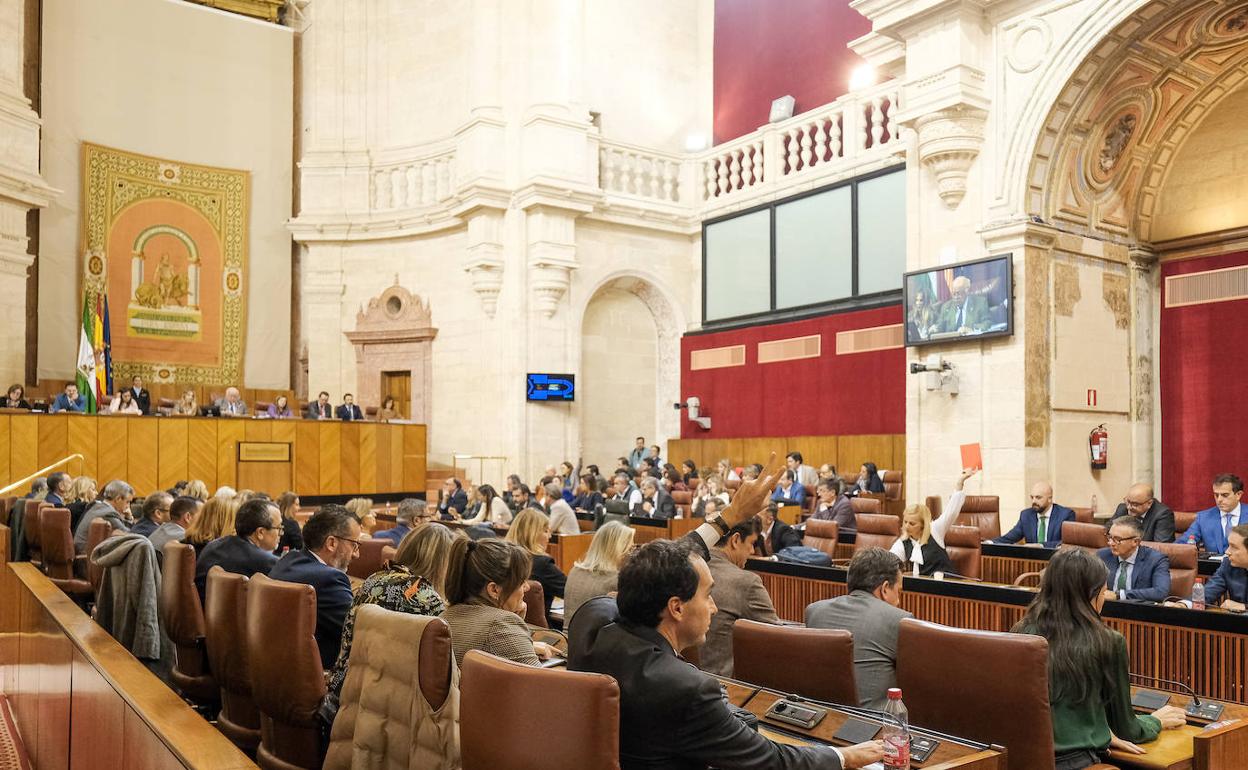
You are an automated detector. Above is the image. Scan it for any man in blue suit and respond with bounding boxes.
[1097,516,1170,603]
[771,469,807,508]
[50,383,86,413]
[335,393,364,421]
[1184,473,1247,556]
[994,481,1074,548]
[1203,524,1248,611]
[269,505,361,668]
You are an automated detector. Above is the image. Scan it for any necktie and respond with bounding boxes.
[957,302,965,329]
[1116,560,1129,591]
[1037,515,1047,544]
[1225,514,1234,543]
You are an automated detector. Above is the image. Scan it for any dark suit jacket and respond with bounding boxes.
[1110,501,1176,543]
[530,552,566,624]
[130,387,151,415]
[130,517,160,538]
[1204,557,1248,606]
[760,520,802,557]
[1096,545,1171,602]
[635,489,676,519]
[194,535,278,602]
[335,403,363,421]
[568,597,841,769]
[995,504,1076,548]
[439,489,468,517]
[269,549,353,668]
[935,294,992,333]
[306,401,333,420]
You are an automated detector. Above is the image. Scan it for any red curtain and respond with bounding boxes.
[1160,251,1248,511]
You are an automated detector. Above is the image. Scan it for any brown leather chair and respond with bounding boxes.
[687,477,700,493]
[881,470,902,501]
[732,619,857,706]
[1071,506,1094,523]
[39,508,92,600]
[671,490,692,518]
[927,494,1002,540]
[849,496,882,517]
[247,573,327,770]
[1149,541,1198,599]
[24,499,47,563]
[204,567,261,751]
[159,542,219,707]
[802,519,839,559]
[802,484,818,518]
[1061,520,1108,551]
[86,519,114,595]
[347,537,391,579]
[1174,511,1197,541]
[522,580,548,629]
[853,513,899,552]
[2,495,16,527]
[0,495,9,527]
[157,397,176,415]
[944,525,983,580]
[897,618,1114,770]
[460,650,620,770]
[254,401,272,414]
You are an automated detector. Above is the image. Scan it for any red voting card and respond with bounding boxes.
[960,443,983,471]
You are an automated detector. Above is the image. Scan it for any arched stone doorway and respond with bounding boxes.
[1007,0,1248,505]
[575,273,683,469]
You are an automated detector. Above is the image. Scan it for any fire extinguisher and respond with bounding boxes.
[1089,424,1108,470]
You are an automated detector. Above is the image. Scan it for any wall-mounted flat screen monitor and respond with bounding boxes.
[903,254,1013,347]
[526,373,576,402]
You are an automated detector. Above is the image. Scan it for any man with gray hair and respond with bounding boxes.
[75,480,135,552]
[638,477,676,519]
[934,274,991,335]
[373,497,430,545]
[542,481,580,535]
[129,491,173,538]
[214,386,248,417]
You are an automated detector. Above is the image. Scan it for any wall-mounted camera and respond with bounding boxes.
[908,354,958,395]
[674,396,712,430]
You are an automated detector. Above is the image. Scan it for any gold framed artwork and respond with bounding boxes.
[80,142,249,385]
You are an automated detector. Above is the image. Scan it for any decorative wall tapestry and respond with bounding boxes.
[79,142,249,385]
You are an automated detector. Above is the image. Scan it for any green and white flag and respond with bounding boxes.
[76,296,98,414]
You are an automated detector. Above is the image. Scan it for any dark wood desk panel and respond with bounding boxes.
[982,543,1223,583]
[0,414,426,498]
[749,559,1248,705]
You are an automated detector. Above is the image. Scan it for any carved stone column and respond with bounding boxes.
[913,107,987,209]
[523,203,582,318]
[1128,244,1158,487]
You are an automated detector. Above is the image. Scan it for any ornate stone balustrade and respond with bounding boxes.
[598,142,685,204]
[370,149,456,211]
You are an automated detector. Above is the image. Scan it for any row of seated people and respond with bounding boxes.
[118,457,1232,770]
[3,379,409,421]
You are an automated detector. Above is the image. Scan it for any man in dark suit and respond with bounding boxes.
[438,477,468,518]
[757,502,801,556]
[933,275,992,334]
[194,498,281,601]
[306,391,333,420]
[269,505,361,668]
[1184,473,1247,556]
[129,376,151,415]
[335,393,364,421]
[1203,524,1248,610]
[1096,516,1170,603]
[994,481,1074,548]
[637,477,676,519]
[568,541,883,769]
[1109,483,1175,543]
[130,491,172,539]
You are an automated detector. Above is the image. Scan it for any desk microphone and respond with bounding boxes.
[1128,673,1224,721]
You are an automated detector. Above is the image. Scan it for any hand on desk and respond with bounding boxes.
[1109,734,1145,755]
[532,641,556,660]
[1152,704,1187,730]
[1223,599,1246,612]
[1102,589,1119,602]
[840,739,886,768]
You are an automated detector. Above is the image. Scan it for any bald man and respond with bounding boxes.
[1109,483,1175,543]
[994,482,1075,548]
[934,275,992,334]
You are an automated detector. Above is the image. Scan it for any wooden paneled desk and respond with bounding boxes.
[0,413,427,498]
[719,678,1002,768]
[981,542,1223,583]
[1111,691,1248,770]
[748,559,1248,706]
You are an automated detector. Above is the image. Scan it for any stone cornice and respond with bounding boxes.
[288,209,463,243]
[978,216,1058,252]
[850,0,996,38]
[511,180,602,215]
[0,166,59,209]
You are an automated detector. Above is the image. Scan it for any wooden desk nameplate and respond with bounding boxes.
[237,441,291,462]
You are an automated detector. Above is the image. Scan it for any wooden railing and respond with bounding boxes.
[0,524,256,768]
[0,453,83,496]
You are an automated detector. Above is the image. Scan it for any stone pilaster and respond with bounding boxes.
[1128,244,1158,487]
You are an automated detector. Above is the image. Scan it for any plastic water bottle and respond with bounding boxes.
[1090,494,1099,515]
[882,687,910,769]
[1192,579,1205,610]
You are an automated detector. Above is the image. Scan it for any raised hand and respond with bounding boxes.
[719,452,784,528]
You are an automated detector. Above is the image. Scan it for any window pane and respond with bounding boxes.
[704,209,771,321]
[774,186,852,309]
[857,170,906,295]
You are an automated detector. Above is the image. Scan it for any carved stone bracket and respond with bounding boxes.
[523,201,588,318]
[463,208,506,318]
[914,107,987,209]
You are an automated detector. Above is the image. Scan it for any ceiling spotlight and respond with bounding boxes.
[685,132,709,152]
[849,64,878,91]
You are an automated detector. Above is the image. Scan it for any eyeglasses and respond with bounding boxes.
[1107,535,1140,544]
[1123,498,1152,508]
[333,535,362,551]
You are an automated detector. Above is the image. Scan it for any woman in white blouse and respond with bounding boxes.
[461,483,513,526]
[890,467,977,577]
[106,389,143,415]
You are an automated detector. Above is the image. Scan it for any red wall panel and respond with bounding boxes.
[713,0,870,144]
[1160,251,1248,511]
[681,305,905,438]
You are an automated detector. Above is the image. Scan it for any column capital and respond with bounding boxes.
[978,216,1058,253]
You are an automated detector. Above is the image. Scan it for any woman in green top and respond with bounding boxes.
[1013,548,1186,770]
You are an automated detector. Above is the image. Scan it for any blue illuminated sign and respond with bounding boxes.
[526,373,576,402]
